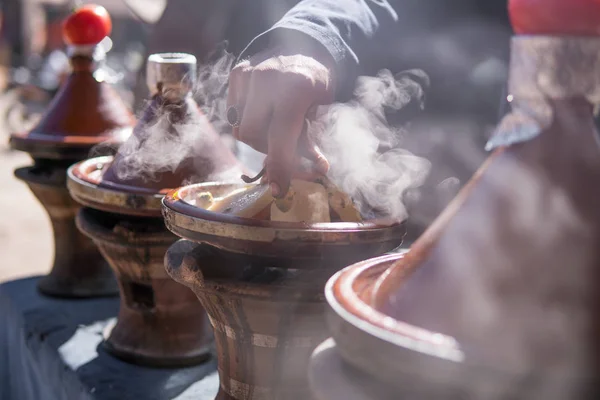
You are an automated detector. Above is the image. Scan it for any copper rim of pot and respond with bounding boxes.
[160,182,406,261]
[323,253,539,392]
[67,156,166,217]
[327,252,462,357]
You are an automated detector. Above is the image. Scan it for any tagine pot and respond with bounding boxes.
[9,6,134,298]
[310,1,600,398]
[68,52,245,367]
[162,182,406,399]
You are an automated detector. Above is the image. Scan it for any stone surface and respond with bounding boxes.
[0,276,219,400]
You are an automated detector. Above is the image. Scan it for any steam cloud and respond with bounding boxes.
[112,102,203,182]
[309,69,433,222]
[93,50,241,184]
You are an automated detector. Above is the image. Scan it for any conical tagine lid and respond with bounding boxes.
[355,0,600,397]
[9,4,134,160]
[99,52,243,193]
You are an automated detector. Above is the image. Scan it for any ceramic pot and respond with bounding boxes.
[14,161,117,297]
[161,182,406,399]
[66,52,244,367]
[76,208,212,367]
[9,11,135,297]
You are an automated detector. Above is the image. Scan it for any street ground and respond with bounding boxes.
[0,115,52,283]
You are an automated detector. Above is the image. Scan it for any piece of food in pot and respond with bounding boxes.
[315,176,363,222]
[271,180,331,223]
[192,191,214,207]
[208,185,273,218]
[274,187,295,213]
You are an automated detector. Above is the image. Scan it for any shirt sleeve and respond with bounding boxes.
[237,0,400,99]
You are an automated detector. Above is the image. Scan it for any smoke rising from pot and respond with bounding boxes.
[309,69,433,222]
[100,46,434,220]
[96,50,241,184]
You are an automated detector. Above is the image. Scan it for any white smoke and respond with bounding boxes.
[100,49,435,214]
[309,69,433,221]
[194,49,237,129]
[100,49,240,184]
[109,101,208,182]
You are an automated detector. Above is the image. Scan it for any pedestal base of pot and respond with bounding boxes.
[37,263,118,298]
[14,163,119,298]
[77,208,213,368]
[101,312,213,368]
[166,240,341,400]
[309,339,399,400]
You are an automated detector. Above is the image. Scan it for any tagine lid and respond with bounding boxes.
[327,0,600,393]
[9,4,134,160]
[368,0,600,328]
[67,53,244,217]
[322,253,535,397]
[322,255,472,395]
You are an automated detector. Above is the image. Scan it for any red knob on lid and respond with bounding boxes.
[62,4,112,46]
[509,0,600,36]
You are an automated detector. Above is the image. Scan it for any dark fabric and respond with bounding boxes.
[146,0,510,120]
[236,0,511,118]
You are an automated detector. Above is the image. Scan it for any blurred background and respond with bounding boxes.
[0,0,156,282]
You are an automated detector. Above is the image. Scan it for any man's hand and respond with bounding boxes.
[227,44,335,197]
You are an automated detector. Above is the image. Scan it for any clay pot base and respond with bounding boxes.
[37,265,118,298]
[14,164,119,298]
[324,254,577,399]
[309,339,481,400]
[325,253,467,393]
[77,208,214,368]
[166,240,343,400]
[101,319,213,369]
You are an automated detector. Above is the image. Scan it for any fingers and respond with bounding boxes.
[244,91,328,196]
[227,53,334,199]
[266,104,308,197]
[260,156,324,184]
